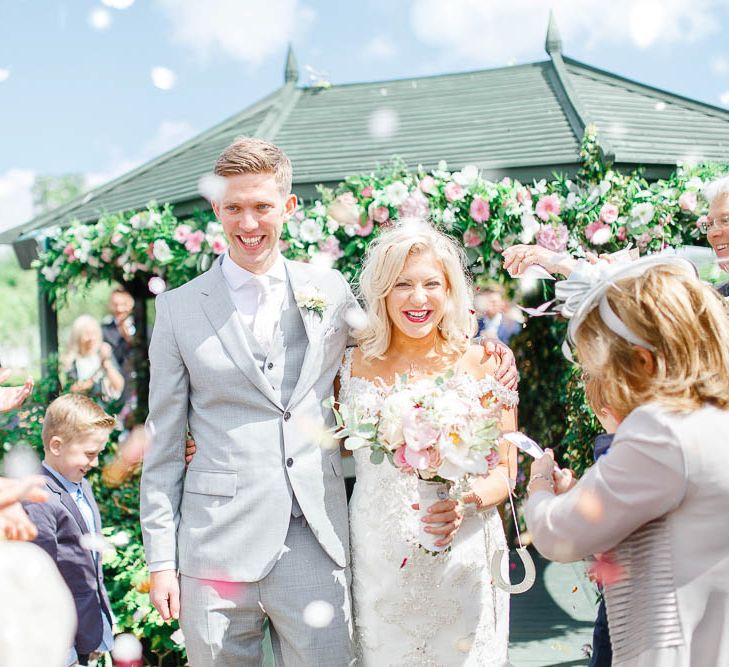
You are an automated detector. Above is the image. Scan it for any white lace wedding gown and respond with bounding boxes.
[339,349,519,667]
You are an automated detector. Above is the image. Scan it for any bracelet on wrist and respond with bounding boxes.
[527,473,554,493]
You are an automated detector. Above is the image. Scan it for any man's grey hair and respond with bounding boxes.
[703,175,729,207]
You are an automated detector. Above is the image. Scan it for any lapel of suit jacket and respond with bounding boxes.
[42,467,97,567]
[285,260,328,409]
[200,259,283,410]
[81,478,106,579]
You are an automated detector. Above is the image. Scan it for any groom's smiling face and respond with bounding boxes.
[213,172,297,274]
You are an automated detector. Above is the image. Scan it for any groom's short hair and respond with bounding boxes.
[214,137,293,196]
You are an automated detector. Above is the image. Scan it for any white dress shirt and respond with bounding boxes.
[220,251,288,337]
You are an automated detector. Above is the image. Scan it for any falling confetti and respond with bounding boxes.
[575,489,604,523]
[572,585,579,593]
[111,633,143,664]
[720,91,729,106]
[148,276,166,295]
[107,530,131,547]
[198,173,227,202]
[518,264,555,281]
[88,8,112,30]
[151,66,176,91]
[80,533,116,555]
[0,68,10,82]
[517,299,557,318]
[344,305,368,331]
[455,635,474,653]
[2,445,41,478]
[303,600,334,628]
[368,108,399,141]
[654,101,666,111]
[588,553,625,587]
[170,628,185,645]
[102,0,135,8]
[628,0,665,49]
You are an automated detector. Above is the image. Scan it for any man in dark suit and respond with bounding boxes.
[475,284,522,345]
[22,394,115,666]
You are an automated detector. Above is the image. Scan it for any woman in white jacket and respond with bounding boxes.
[524,255,729,667]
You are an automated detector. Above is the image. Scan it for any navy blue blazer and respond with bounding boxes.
[22,467,113,654]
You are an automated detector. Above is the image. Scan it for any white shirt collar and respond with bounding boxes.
[221,251,287,291]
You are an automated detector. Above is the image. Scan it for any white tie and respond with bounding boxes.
[252,276,274,352]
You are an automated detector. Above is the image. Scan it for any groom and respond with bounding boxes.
[140,137,357,665]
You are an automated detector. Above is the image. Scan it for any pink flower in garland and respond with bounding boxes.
[279,239,290,252]
[185,230,205,254]
[63,244,77,261]
[210,234,228,255]
[318,236,344,259]
[516,188,532,205]
[536,223,569,252]
[469,197,491,223]
[585,221,611,246]
[444,181,465,203]
[357,218,375,237]
[368,202,390,224]
[361,185,374,198]
[678,191,697,212]
[462,228,482,248]
[599,203,619,224]
[617,226,627,241]
[173,224,192,243]
[419,176,436,194]
[535,194,561,221]
[398,190,429,219]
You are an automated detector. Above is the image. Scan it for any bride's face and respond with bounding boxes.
[385,249,448,340]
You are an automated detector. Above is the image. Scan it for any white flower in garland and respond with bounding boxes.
[453,164,479,187]
[631,202,655,227]
[299,218,324,243]
[153,239,172,262]
[312,201,327,217]
[295,288,328,318]
[287,218,300,239]
[41,265,60,283]
[520,212,540,243]
[383,181,409,206]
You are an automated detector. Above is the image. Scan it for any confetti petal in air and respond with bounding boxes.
[575,489,604,523]
[102,0,135,8]
[111,633,143,665]
[303,600,335,628]
[3,444,41,478]
[170,628,185,645]
[151,66,176,91]
[80,532,116,555]
[517,264,555,281]
[628,0,665,49]
[107,530,131,547]
[198,173,227,202]
[720,91,729,107]
[88,8,112,30]
[588,553,625,587]
[0,68,10,82]
[344,305,368,332]
[368,108,399,141]
[517,299,557,318]
[148,276,166,295]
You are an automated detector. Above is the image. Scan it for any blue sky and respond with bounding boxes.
[1,0,728,232]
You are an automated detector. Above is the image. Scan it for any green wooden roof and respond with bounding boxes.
[6,16,729,265]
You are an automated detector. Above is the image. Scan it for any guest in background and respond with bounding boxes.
[101,288,136,402]
[63,315,124,405]
[475,284,522,345]
[702,176,729,296]
[23,394,116,667]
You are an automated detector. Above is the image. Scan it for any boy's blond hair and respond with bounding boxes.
[574,263,729,418]
[42,394,115,448]
[214,137,293,196]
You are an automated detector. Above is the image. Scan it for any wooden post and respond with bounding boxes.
[37,277,60,395]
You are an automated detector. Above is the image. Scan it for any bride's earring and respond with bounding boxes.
[490,547,536,594]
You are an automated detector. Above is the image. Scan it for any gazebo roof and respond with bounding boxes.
[6,15,729,267]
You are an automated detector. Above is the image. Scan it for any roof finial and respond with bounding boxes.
[284,44,299,84]
[545,11,562,56]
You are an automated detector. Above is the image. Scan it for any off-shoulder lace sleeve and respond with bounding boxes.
[477,376,519,408]
[339,347,354,387]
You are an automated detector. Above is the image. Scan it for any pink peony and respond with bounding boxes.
[360,185,374,198]
[444,181,465,203]
[339,191,357,205]
[398,190,429,219]
[63,244,77,261]
[111,232,124,247]
[393,446,412,471]
[185,230,205,254]
[585,221,612,245]
[535,194,561,221]
[462,228,482,247]
[599,203,619,224]
[535,223,569,252]
[368,202,390,223]
[678,191,697,212]
[427,447,443,469]
[402,408,439,451]
[617,226,627,241]
[404,446,431,470]
[211,234,228,255]
[318,236,344,259]
[357,218,374,237]
[419,176,436,194]
[469,197,491,223]
[173,224,192,243]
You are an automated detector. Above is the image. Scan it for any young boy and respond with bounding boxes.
[22,393,115,666]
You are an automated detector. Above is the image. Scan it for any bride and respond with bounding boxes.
[338,220,519,666]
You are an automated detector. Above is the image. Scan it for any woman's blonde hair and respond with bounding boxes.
[574,263,729,417]
[63,314,102,371]
[355,219,476,359]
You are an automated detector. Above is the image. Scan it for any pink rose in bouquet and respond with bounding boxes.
[469,197,491,223]
[445,181,465,203]
[598,203,619,224]
[535,223,569,252]
[535,194,561,221]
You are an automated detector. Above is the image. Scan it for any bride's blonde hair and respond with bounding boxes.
[355,219,476,360]
[575,263,729,418]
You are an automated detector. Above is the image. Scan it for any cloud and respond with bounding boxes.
[712,56,729,76]
[156,0,315,65]
[0,169,35,234]
[719,91,729,106]
[409,0,722,66]
[364,36,398,59]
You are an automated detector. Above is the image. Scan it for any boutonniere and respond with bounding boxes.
[295,288,328,318]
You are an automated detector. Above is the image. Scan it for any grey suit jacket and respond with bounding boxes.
[140,258,355,581]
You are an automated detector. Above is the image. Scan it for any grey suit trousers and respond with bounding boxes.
[180,515,354,667]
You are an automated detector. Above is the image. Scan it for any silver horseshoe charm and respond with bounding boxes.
[490,547,536,594]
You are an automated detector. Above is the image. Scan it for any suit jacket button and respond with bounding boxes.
[286,458,294,467]
[267,362,274,370]
[283,411,291,421]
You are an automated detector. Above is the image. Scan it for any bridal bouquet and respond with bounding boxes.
[332,372,502,551]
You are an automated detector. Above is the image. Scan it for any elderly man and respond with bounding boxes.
[702,176,729,297]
